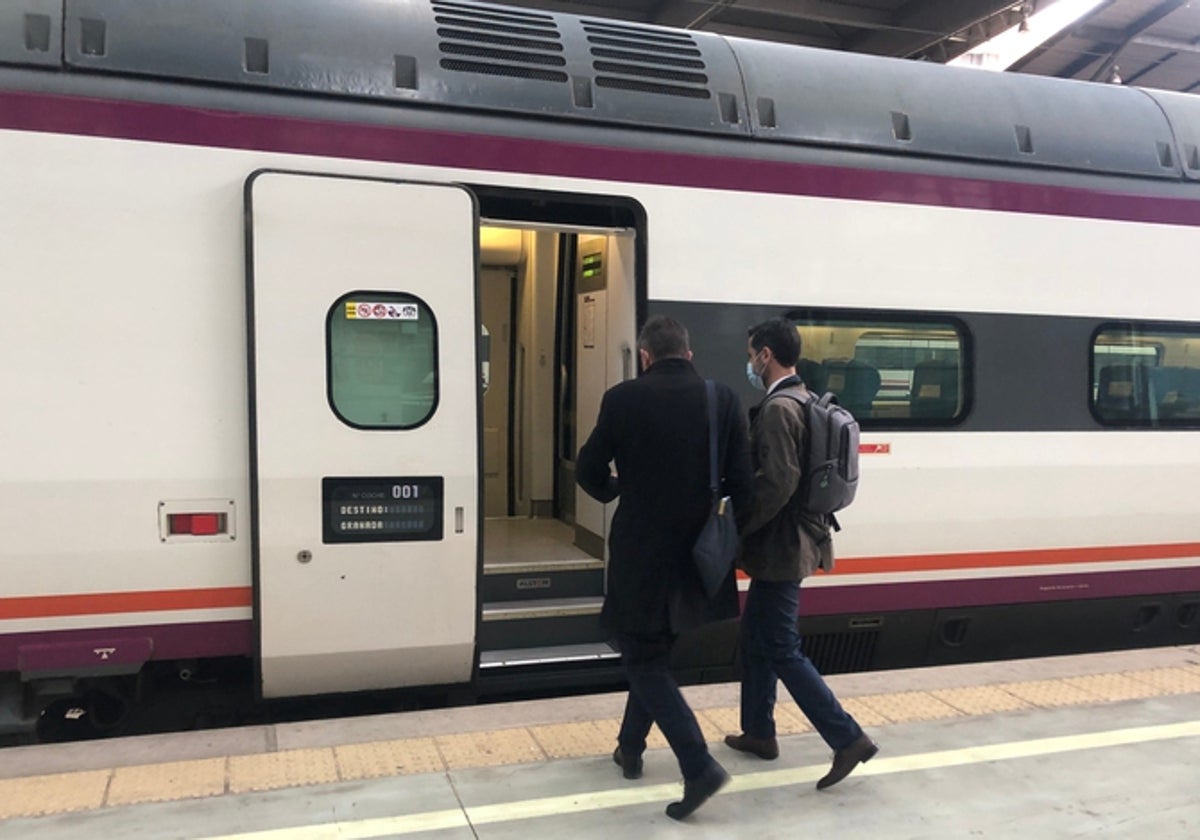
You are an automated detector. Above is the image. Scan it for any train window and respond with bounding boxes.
[327,293,438,429]
[786,313,968,425]
[1091,324,1200,427]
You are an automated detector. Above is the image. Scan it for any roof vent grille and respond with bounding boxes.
[433,0,567,83]
[583,20,710,100]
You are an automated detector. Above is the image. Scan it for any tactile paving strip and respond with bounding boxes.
[106,758,227,806]
[227,748,340,794]
[335,737,445,780]
[691,709,727,743]
[696,705,741,735]
[930,686,1032,716]
[996,679,1101,708]
[697,701,814,739]
[1062,673,1163,702]
[644,724,670,750]
[838,696,895,727]
[0,770,110,819]
[850,690,963,723]
[1123,666,1200,695]
[528,720,618,760]
[774,700,818,734]
[435,728,544,769]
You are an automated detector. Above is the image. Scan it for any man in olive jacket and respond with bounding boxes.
[577,315,751,820]
[725,318,878,790]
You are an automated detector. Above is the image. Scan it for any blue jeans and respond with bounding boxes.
[616,632,715,780]
[740,578,863,750]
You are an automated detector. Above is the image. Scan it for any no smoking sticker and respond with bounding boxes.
[346,301,420,320]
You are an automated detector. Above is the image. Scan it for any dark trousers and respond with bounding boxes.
[616,631,714,780]
[740,578,863,751]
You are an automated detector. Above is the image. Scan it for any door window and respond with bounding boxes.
[328,293,438,429]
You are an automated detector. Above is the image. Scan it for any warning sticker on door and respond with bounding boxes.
[345,301,420,320]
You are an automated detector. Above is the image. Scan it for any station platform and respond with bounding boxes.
[1,644,1198,838]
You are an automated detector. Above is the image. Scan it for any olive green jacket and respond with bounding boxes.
[737,378,835,582]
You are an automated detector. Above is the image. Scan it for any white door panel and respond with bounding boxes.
[247,171,479,698]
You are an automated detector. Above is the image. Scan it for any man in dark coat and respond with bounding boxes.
[577,315,752,820]
[725,317,878,790]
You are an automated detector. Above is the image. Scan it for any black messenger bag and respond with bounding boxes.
[691,380,739,600]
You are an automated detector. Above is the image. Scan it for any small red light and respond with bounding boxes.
[191,514,220,536]
[167,512,224,536]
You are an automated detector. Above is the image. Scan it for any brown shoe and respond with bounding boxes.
[723,733,779,760]
[816,734,878,790]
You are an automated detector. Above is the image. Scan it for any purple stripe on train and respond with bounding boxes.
[0,621,252,674]
[2,90,1200,227]
[797,565,1198,616]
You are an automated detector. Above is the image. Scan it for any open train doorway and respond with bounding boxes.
[473,190,643,689]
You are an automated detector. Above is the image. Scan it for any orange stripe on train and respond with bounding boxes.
[736,541,1200,579]
[5,542,1200,618]
[0,587,253,620]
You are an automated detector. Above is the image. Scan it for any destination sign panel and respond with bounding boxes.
[322,476,443,543]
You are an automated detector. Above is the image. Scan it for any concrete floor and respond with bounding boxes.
[2,646,1198,839]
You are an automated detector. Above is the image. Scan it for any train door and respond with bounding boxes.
[245,171,479,699]
[477,219,638,685]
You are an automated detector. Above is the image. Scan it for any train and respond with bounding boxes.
[2,0,1198,739]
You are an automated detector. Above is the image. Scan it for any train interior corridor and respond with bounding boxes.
[475,221,637,683]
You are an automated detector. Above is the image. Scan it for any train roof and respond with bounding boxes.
[3,0,1200,182]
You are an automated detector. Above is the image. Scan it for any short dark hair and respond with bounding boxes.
[638,315,690,361]
[748,318,801,367]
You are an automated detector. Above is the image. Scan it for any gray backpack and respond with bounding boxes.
[769,387,859,529]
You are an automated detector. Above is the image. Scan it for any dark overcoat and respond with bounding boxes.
[576,357,753,635]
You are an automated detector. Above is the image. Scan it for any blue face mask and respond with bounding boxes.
[746,358,765,391]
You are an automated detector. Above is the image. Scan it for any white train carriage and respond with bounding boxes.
[1,0,1198,736]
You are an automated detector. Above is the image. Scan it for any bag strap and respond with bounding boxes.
[705,379,719,504]
[763,383,813,410]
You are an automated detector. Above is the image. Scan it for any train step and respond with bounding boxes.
[479,596,604,650]
[480,557,604,602]
[475,640,625,696]
[478,641,619,670]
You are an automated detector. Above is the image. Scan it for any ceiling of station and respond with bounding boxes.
[490,1,1200,93]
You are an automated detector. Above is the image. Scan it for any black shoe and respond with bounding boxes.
[816,734,878,790]
[665,762,729,821]
[723,733,780,760]
[613,746,643,780]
